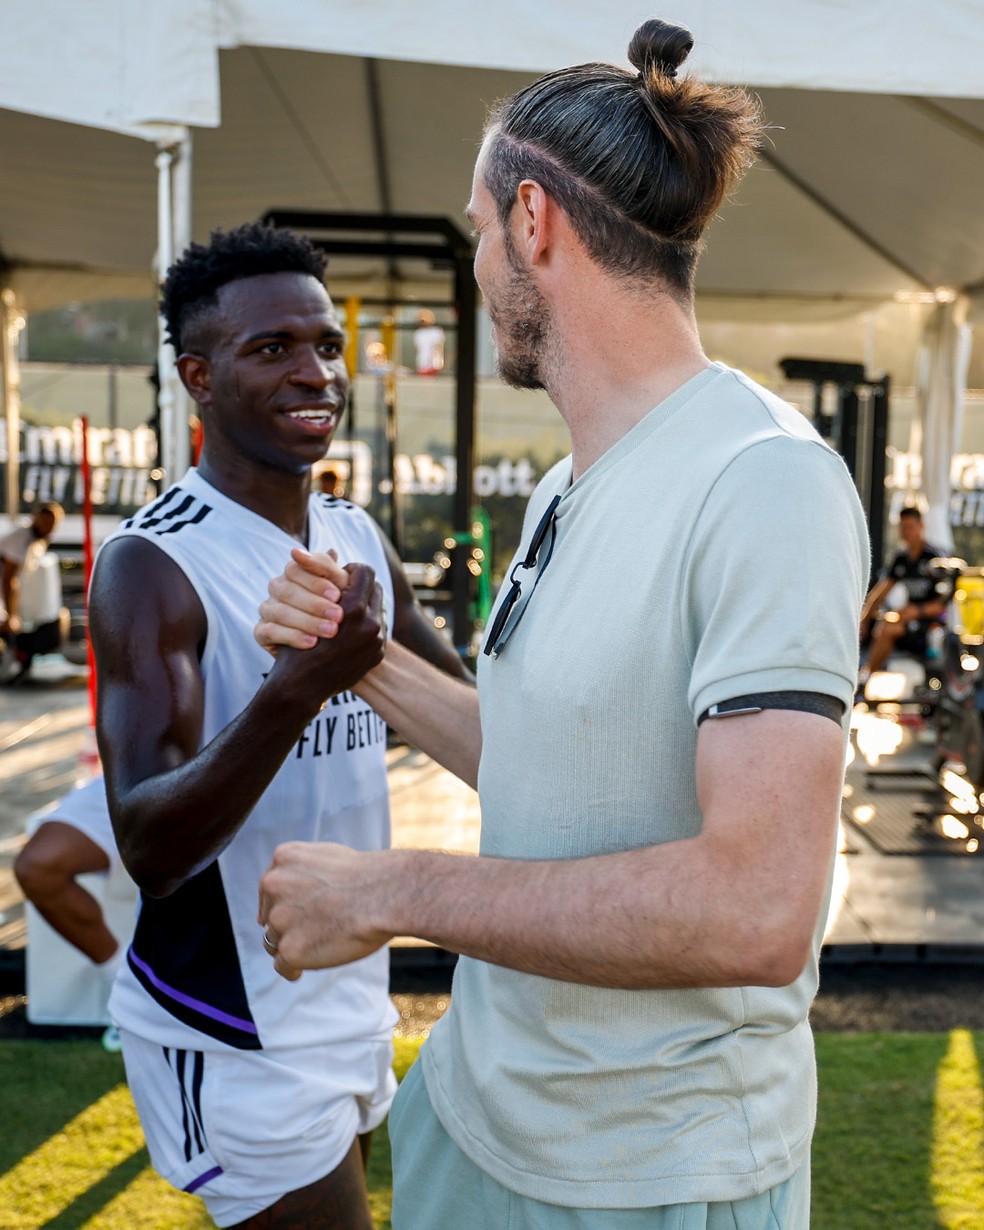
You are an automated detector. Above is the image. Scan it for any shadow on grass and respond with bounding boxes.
[0,1035,425,1230]
[0,1039,125,1170]
[40,1148,150,1229]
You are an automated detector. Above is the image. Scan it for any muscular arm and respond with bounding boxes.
[260,708,843,988]
[91,536,384,898]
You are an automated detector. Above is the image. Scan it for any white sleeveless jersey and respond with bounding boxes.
[106,469,397,1052]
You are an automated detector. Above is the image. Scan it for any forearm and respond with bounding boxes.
[407,841,822,987]
[280,832,824,990]
[32,883,119,965]
[104,667,324,896]
[354,639,481,788]
[262,711,842,989]
[860,580,890,623]
[96,548,386,897]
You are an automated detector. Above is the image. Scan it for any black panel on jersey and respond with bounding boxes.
[129,862,261,1050]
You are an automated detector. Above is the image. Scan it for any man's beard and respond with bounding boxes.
[491,235,551,391]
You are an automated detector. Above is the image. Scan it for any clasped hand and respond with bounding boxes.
[256,546,362,653]
[259,549,386,708]
[256,549,397,979]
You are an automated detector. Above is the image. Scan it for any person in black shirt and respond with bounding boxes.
[860,506,950,678]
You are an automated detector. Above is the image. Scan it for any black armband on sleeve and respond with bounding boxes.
[697,691,846,727]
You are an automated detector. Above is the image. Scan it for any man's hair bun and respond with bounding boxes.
[627,18,694,79]
[481,15,761,296]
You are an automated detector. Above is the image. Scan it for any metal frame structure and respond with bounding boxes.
[779,357,890,580]
[262,209,477,655]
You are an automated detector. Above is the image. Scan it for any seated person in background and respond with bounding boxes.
[0,501,65,683]
[859,506,952,682]
[14,776,125,1049]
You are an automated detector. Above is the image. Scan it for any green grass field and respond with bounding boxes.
[3,1031,983,1228]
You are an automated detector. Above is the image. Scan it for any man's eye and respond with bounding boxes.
[260,342,284,355]
[321,343,343,358]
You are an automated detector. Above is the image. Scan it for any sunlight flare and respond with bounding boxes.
[932,1028,984,1225]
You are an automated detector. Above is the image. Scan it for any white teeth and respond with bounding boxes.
[288,410,334,421]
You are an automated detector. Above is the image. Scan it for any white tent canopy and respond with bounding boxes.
[2,1,983,308]
[4,0,984,133]
[1,0,983,502]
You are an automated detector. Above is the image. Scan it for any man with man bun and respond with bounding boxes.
[257,19,868,1226]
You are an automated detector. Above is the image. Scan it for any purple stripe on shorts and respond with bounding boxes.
[129,948,258,1035]
[184,1164,224,1194]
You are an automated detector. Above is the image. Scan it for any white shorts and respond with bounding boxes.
[119,1027,397,1226]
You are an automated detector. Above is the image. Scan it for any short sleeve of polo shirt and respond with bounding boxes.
[684,434,868,723]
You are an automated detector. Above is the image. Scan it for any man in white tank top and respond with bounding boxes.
[88,222,469,1229]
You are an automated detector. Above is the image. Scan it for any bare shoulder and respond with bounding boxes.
[90,535,206,648]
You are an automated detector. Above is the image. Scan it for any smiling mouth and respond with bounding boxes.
[284,407,340,426]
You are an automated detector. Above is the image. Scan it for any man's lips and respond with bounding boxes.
[281,403,342,429]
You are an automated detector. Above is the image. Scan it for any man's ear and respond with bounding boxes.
[177,353,212,408]
[514,179,552,265]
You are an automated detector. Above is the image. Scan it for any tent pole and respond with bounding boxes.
[1,287,23,520]
[156,129,193,489]
[917,297,971,552]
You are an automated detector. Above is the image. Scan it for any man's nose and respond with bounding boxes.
[291,348,337,387]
